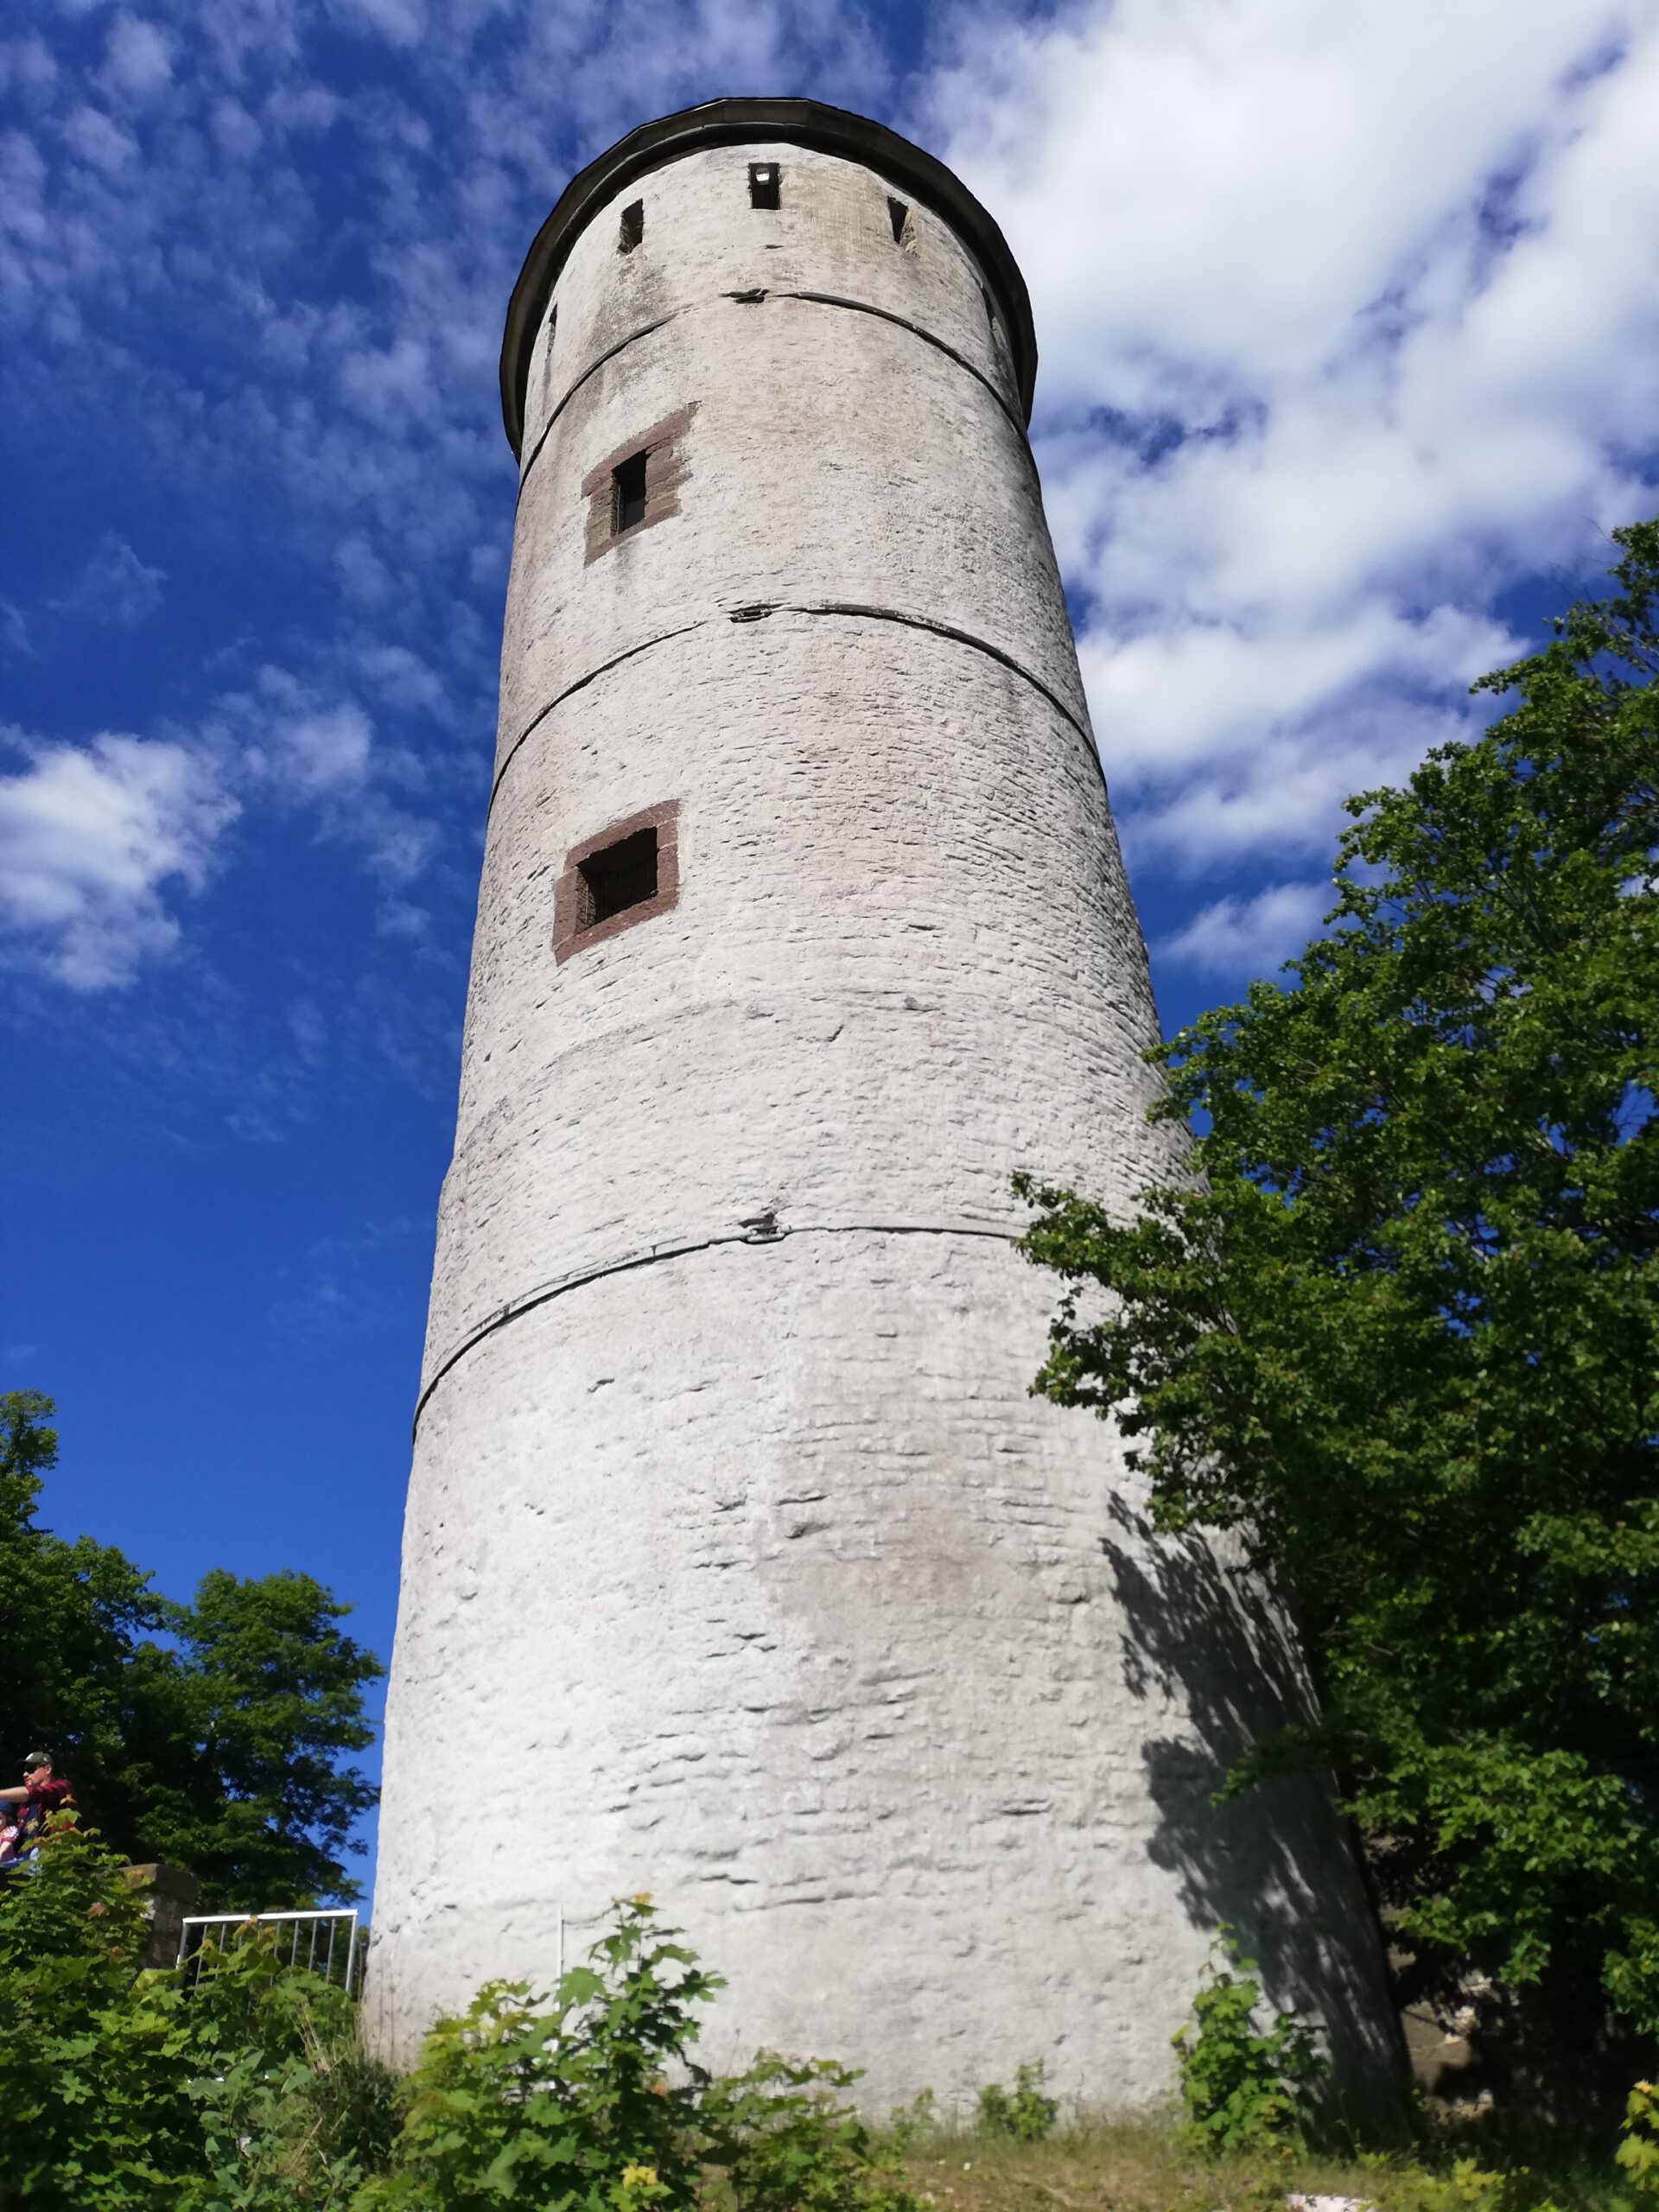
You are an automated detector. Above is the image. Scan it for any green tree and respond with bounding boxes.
[1,1392,171,1825]
[1017,523,1659,2031]
[138,1567,381,1905]
[1,1392,381,1905]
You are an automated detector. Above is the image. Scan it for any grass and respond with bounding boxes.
[877,2118,1626,2212]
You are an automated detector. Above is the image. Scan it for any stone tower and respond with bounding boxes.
[368,98,1398,2114]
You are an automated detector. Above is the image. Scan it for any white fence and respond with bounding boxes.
[177,1907,362,1994]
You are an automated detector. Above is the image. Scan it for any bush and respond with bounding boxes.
[1173,1931,1325,2155]
[976,2062,1058,2142]
[703,2053,919,2212]
[0,1815,202,2207]
[884,2088,940,2150]
[184,1929,400,2208]
[360,1897,919,2212]
[0,1816,398,2209]
[1618,2081,1659,2200]
[0,1848,925,2212]
[358,1897,717,2211]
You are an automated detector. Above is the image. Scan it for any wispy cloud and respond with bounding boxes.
[3,0,1656,1011]
[1160,880,1334,979]
[0,0,888,1001]
[51,535,167,629]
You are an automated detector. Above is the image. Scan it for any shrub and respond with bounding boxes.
[1618,2081,1659,2200]
[0,1817,398,2209]
[703,2053,919,2212]
[359,1896,718,2210]
[182,1929,399,2208]
[362,1899,921,2212]
[0,1815,201,2207]
[976,2061,1058,2142]
[884,2088,940,2150]
[1389,2159,1517,2212]
[1173,1930,1325,2154]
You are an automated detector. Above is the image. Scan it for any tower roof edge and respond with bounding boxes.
[499,96,1039,456]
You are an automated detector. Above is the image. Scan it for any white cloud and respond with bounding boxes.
[61,102,138,172]
[282,702,375,793]
[9,0,1654,1009]
[327,0,425,48]
[0,728,238,988]
[1160,880,1334,979]
[53,534,166,627]
[102,16,174,101]
[205,664,438,896]
[925,0,1659,878]
[213,667,376,796]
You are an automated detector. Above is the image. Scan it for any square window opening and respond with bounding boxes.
[748,162,781,209]
[619,199,644,252]
[612,449,648,533]
[578,826,658,928]
[887,195,909,244]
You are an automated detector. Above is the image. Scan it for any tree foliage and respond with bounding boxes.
[1017,523,1659,2028]
[0,1391,380,1905]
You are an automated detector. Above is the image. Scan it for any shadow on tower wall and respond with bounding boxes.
[1100,1495,1408,2132]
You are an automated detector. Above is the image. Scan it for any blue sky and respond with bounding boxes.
[3,0,1657,1891]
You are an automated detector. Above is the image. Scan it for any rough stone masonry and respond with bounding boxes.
[366,97,1401,2117]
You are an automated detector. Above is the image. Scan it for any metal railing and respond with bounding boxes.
[177,1908,362,1994]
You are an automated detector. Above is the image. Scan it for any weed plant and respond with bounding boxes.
[976,2063,1059,2142]
[1172,1931,1325,2154]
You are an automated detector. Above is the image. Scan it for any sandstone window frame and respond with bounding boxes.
[553,800,681,964]
[581,406,696,563]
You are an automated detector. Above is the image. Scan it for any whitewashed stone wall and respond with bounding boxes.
[368,126,1400,2119]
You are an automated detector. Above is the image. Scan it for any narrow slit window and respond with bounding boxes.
[578,827,658,928]
[612,450,648,533]
[748,162,780,209]
[981,285,995,332]
[536,304,558,410]
[619,199,644,252]
[887,195,909,244]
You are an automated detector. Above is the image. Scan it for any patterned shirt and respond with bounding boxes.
[16,1775,75,1852]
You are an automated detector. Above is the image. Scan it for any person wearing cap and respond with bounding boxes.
[0,1751,76,1864]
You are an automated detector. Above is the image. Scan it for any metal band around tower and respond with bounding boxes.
[499,95,1039,454]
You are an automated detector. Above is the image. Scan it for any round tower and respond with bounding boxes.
[368,98,1398,2114]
